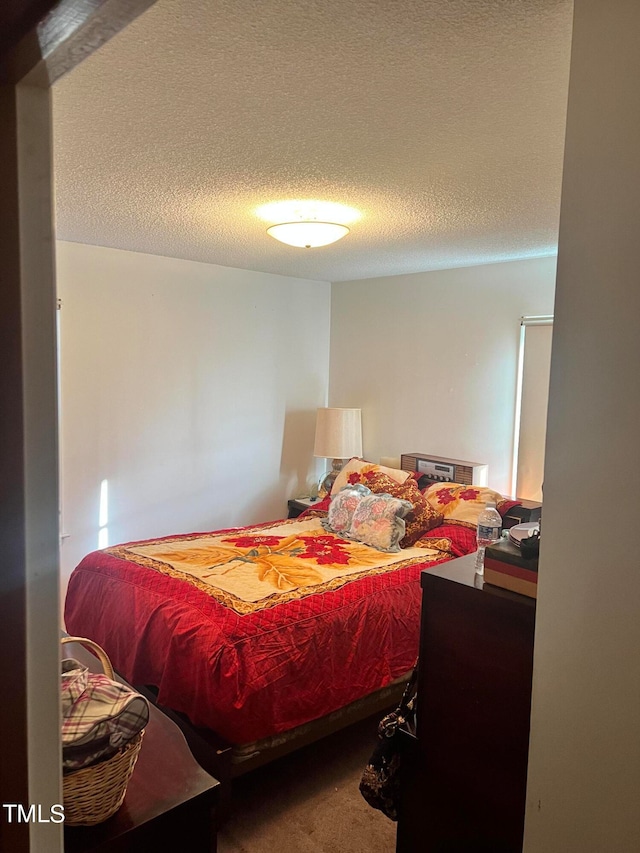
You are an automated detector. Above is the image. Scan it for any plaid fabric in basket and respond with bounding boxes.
[62,658,149,771]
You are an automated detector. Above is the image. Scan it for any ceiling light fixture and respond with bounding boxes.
[266,220,350,249]
[256,200,360,250]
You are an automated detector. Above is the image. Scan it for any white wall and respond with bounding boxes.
[524,2,640,850]
[57,242,330,594]
[329,257,557,495]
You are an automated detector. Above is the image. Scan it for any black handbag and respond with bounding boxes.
[359,665,418,821]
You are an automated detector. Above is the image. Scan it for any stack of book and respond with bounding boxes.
[484,535,539,599]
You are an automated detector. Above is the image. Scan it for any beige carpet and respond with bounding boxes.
[217,714,397,853]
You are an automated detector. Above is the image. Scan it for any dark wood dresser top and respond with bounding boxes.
[421,550,536,609]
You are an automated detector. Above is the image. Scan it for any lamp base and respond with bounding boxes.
[318,458,346,499]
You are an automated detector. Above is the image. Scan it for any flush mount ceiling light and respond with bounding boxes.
[256,200,360,249]
[266,221,350,249]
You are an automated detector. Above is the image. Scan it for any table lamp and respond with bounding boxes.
[313,407,363,497]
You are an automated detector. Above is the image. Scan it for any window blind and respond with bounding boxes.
[513,318,553,501]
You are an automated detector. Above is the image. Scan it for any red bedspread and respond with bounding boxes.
[64,516,475,744]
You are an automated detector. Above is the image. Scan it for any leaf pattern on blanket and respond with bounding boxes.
[139,534,327,589]
[255,557,323,590]
[120,518,443,609]
[147,544,240,572]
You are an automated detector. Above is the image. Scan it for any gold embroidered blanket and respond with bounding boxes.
[107,518,442,615]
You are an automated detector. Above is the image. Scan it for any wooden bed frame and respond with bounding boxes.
[138,673,409,795]
[135,454,541,813]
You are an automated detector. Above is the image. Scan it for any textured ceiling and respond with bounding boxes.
[52,0,573,282]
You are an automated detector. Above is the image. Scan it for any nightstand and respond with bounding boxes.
[502,498,542,529]
[287,497,321,518]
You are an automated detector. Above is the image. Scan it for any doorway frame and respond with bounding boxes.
[0,3,156,849]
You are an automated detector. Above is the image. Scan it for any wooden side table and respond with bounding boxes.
[62,640,220,853]
[502,498,542,529]
[287,496,321,518]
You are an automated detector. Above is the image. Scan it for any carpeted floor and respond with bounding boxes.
[217,714,397,853]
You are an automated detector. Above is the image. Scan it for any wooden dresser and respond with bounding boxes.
[396,553,536,853]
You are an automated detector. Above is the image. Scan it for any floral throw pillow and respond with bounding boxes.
[331,458,410,497]
[353,470,444,547]
[348,493,413,553]
[323,484,371,537]
[424,483,521,529]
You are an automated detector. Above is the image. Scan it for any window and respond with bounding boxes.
[512,316,553,501]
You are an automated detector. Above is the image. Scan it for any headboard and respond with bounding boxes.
[400,452,542,527]
[400,452,488,487]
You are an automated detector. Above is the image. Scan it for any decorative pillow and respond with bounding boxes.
[353,469,444,547]
[348,493,413,553]
[424,483,521,529]
[331,458,410,496]
[322,484,371,537]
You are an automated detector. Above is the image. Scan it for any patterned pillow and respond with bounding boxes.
[348,493,413,553]
[331,458,410,496]
[322,484,371,537]
[354,470,444,547]
[424,483,520,529]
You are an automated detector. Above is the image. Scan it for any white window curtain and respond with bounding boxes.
[512,317,553,501]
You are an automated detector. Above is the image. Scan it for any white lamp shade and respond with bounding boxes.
[313,408,362,459]
[267,221,350,248]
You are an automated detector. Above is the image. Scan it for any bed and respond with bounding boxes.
[64,454,538,788]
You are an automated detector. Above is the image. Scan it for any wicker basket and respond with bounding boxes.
[61,636,144,826]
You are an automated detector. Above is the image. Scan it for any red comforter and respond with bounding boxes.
[64,515,475,744]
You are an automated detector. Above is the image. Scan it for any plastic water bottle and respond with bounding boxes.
[475,501,502,575]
